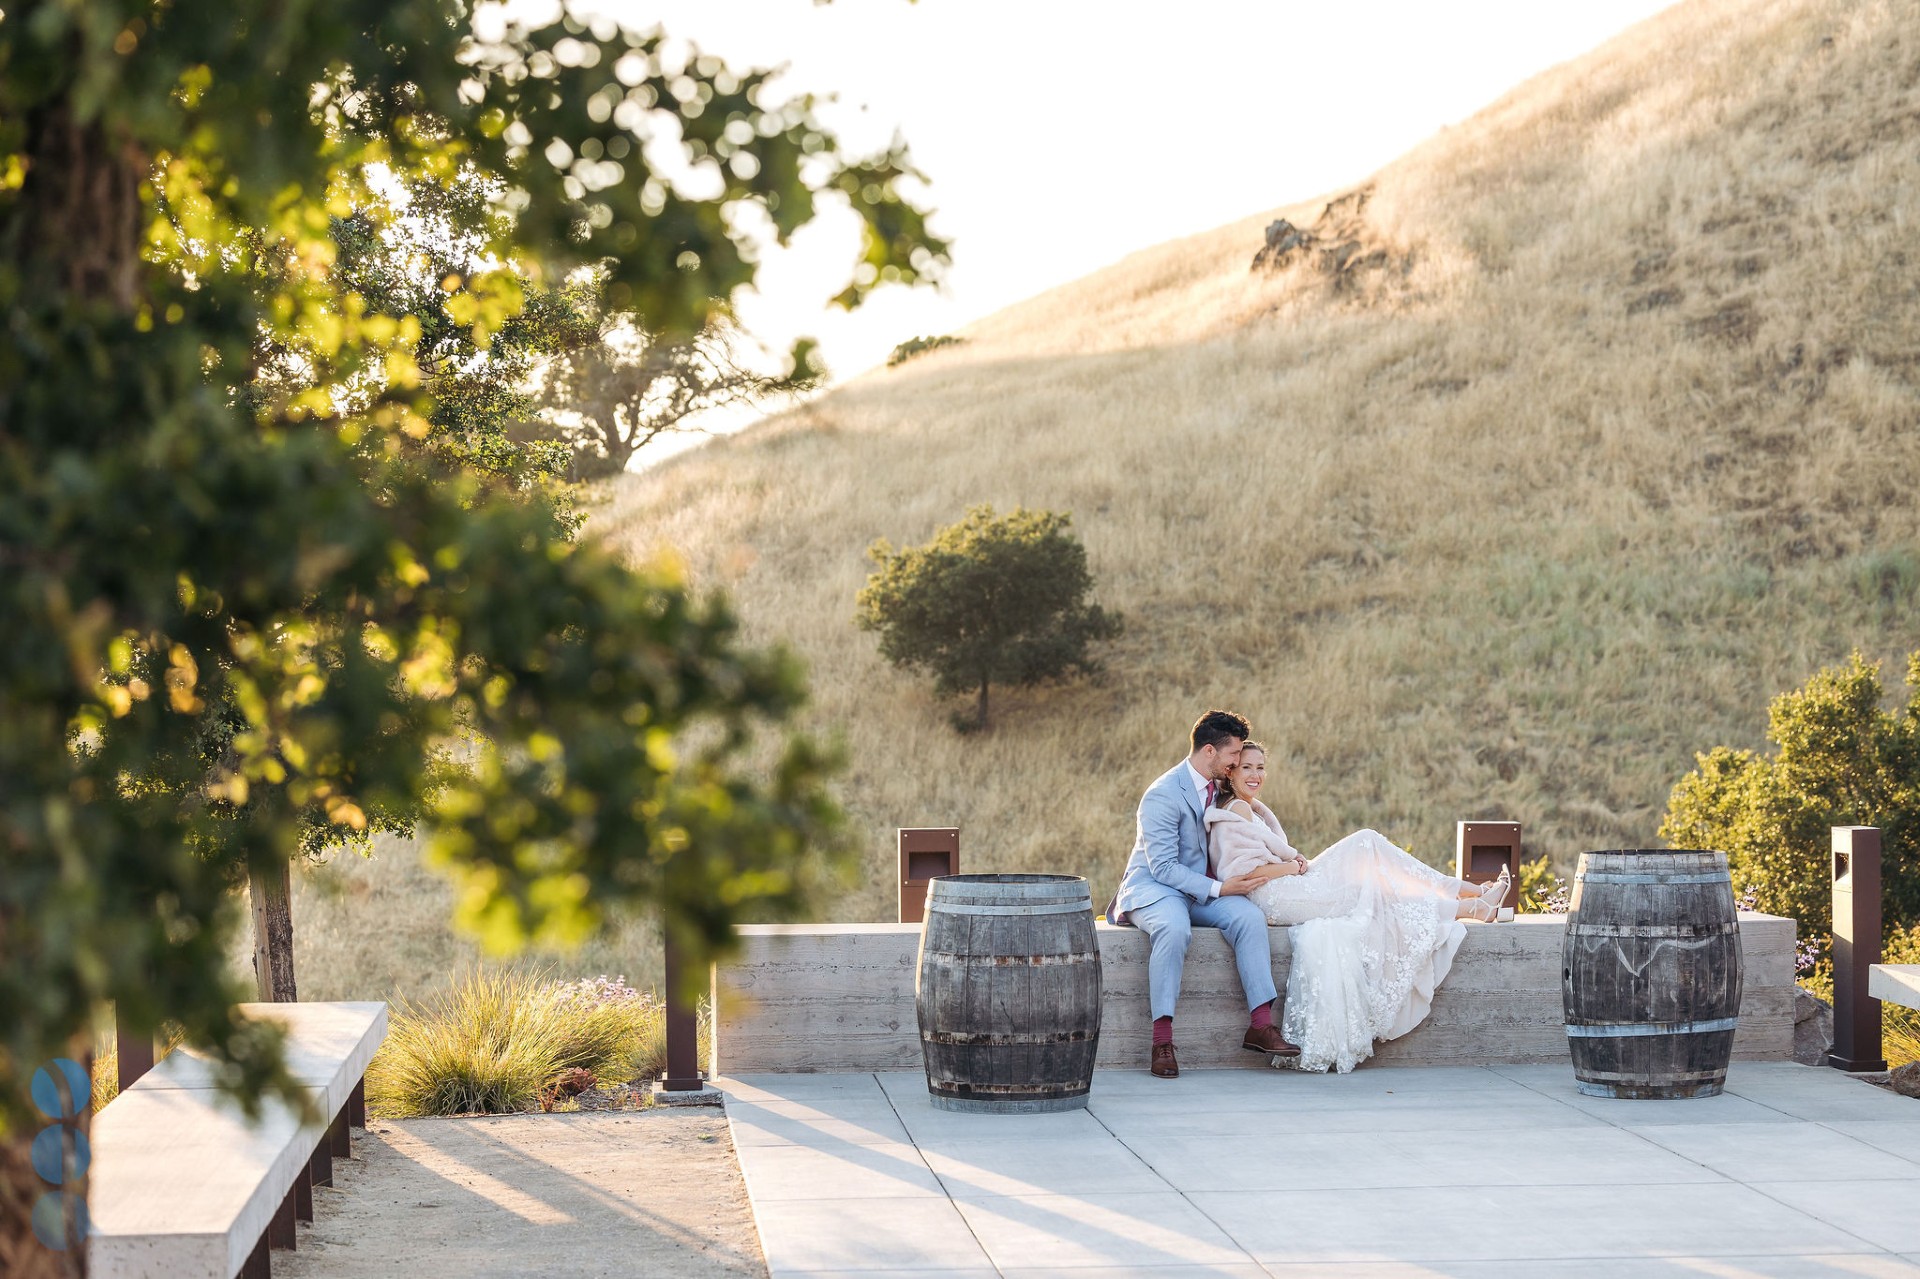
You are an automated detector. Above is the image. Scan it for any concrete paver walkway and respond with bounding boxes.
[718,1062,1920,1278]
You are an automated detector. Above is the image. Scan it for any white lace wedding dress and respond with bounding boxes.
[1206,806,1468,1073]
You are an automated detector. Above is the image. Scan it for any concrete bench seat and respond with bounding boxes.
[89,1001,387,1279]
[1869,963,1920,1011]
[713,914,1797,1073]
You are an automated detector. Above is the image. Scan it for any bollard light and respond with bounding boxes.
[899,827,960,924]
[660,934,705,1091]
[1829,825,1886,1072]
[1456,821,1522,911]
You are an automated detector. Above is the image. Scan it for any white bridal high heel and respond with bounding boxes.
[1468,866,1511,922]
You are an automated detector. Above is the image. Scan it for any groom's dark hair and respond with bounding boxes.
[1190,709,1250,753]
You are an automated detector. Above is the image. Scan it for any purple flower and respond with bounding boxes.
[554,974,658,1010]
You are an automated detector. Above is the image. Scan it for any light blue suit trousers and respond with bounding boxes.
[1128,893,1278,1020]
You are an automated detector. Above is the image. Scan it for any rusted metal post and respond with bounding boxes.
[1455,820,1522,911]
[661,933,703,1091]
[899,827,960,924]
[1830,826,1886,1072]
[115,1004,155,1094]
[309,1137,333,1188]
[268,1182,297,1250]
[327,1106,351,1159]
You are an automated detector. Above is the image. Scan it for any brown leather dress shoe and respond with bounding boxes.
[1150,1042,1179,1078]
[1242,1024,1302,1057]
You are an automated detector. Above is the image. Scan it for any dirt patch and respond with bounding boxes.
[277,1108,764,1278]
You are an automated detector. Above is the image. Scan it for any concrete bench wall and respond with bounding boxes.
[89,1000,387,1279]
[1870,964,1920,1011]
[713,914,1797,1073]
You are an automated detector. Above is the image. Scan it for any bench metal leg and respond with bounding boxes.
[294,1163,314,1222]
[348,1077,367,1128]
[327,1106,351,1160]
[241,1232,271,1278]
[310,1136,333,1188]
[269,1181,298,1250]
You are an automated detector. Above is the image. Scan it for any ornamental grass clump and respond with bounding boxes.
[369,970,663,1117]
[549,974,661,1080]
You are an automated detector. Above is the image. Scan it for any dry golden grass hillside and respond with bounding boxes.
[301,0,1920,998]
[592,0,1920,920]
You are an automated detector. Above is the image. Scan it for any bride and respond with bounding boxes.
[1205,741,1508,1073]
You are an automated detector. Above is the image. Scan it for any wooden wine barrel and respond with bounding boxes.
[1562,849,1743,1099]
[915,874,1102,1113]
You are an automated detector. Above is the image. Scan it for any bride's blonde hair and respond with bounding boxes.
[1217,741,1266,807]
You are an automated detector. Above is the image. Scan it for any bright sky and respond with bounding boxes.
[586,0,1678,400]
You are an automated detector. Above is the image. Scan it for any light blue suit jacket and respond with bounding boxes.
[1108,761,1218,921]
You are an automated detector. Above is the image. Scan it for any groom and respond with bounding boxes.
[1108,709,1300,1077]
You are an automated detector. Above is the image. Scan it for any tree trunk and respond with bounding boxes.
[976,679,990,731]
[0,104,145,1279]
[15,106,144,309]
[1,1036,92,1279]
[249,864,297,1003]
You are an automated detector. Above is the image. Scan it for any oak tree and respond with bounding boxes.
[0,0,948,1258]
[857,506,1123,730]
[1662,652,1920,957]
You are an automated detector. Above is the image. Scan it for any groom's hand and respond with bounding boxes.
[1220,872,1268,896]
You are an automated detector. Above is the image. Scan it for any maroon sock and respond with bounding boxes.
[1152,1016,1173,1046]
[1248,1000,1275,1031]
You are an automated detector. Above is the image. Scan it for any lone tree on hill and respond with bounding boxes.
[857,506,1123,730]
[540,317,824,480]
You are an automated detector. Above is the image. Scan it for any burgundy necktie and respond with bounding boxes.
[1205,779,1217,809]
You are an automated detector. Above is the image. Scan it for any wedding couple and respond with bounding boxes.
[1107,710,1509,1076]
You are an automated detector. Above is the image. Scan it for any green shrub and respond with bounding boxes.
[1661,652,1920,950]
[1515,855,1569,914]
[856,505,1122,730]
[368,970,670,1117]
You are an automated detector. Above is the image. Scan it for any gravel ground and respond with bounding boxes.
[277,1107,765,1279]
